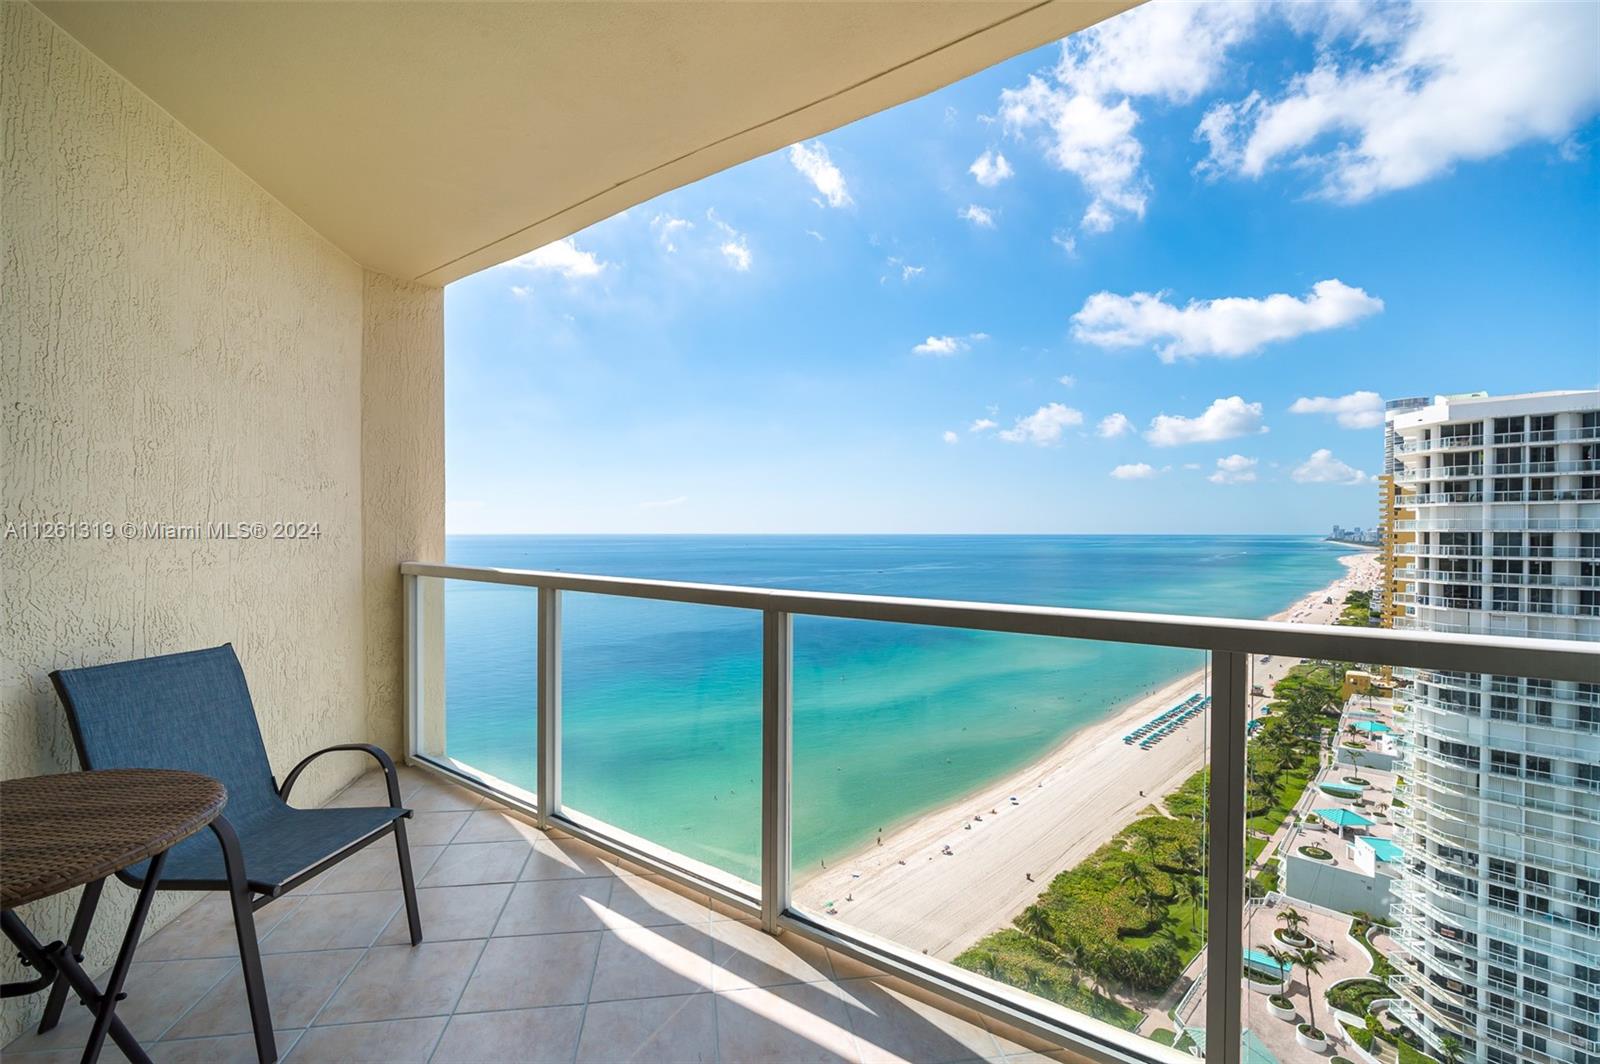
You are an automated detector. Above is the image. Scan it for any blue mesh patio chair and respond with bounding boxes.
[49,644,422,1064]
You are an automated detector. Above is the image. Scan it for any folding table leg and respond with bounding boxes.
[38,877,103,1033]
[0,911,149,1064]
[80,851,166,1064]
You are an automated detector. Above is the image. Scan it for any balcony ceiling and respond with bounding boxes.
[36,0,1131,285]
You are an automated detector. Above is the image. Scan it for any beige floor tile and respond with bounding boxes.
[825,947,888,982]
[983,1020,1077,1060]
[2,957,235,1052]
[262,891,403,953]
[313,940,483,1026]
[492,877,615,936]
[602,874,714,929]
[286,1016,446,1062]
[405,782,484,813]
[321,778,402,809]
[374,882,511,946]
[431,1006,584,1063]
[715,981,861,1063]
[454,932,600,1013]
[575,993,718,1064]
[451,808,543,845]
[587,922,717,1002]
[151,1029,303,1063]
[420,842,533,888]
[712,920,835,990]
[307,843,443,895]
[401,811,471,847]
[834,977,998,1063]
[519,837,620,881]
[165,949,363,1039]
[138,895,303,962]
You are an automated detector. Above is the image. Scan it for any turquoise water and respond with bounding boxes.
[438,535,1349,882]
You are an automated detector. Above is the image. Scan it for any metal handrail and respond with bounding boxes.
[399,560,1598,1064]
[399,562,1596,681]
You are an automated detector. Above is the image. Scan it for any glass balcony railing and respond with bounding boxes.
[399,561,1597,1064]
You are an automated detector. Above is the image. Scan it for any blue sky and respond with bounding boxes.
[446,0,1600,535]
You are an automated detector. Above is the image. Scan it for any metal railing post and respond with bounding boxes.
[1206,649,1249,1064]
[403,573,418,764]
[537,587,562,829]
[761,610,793,934]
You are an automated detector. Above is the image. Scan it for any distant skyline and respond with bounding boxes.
[446,0,1600,535]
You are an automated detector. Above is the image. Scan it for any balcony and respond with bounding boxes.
[2,765,1051,1063]
[1396,435,1485,455]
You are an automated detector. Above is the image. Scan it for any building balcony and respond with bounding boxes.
[1395,435,1486,455]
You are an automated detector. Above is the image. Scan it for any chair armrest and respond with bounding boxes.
[278,743,406,809]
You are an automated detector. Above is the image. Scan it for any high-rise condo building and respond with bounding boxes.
[1384,389,1600,1064]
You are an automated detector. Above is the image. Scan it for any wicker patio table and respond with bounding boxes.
[1,769,226,1064]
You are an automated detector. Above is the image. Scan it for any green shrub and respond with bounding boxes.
[1344,1022,1375,1050]
[1328,978,1391,1017]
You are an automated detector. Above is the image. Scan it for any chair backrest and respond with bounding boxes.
[52,644,281,827]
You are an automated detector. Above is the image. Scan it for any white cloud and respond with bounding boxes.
[1199,2,1600,203]
[942,430,960,445]
[1111,462,1157,480]
[788,141,853,207]
[999,1,1260,233]
[1097,412,1134,438]
[650,214,693,252]
[1058,374,1077,388]
[913,333,986,357]
[959,205,996,228]
[705,209,752,271]
[1000,403,1084,446]
[1290,390,1385,429]
[970,150,1015,187]
[914,335,967,357]
[1052,231,1078,256]
[1292,448,1370,485]
[1207,454,1259,484]
[1145,396,1266,447]
[969,418,999,433]
[805,229,825,242]
[506,238,607,279]
[902,264,925,282]
[639,495,689,510]
[1072,279,1382,361]
[721,240,751,271]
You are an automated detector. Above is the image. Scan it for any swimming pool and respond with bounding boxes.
[1360,836,1403,863]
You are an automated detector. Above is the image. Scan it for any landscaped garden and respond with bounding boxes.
[954,662,1346,1024]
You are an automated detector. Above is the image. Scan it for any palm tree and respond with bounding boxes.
[1439,1036,1463,1064]
[1262,944,1295,994]
[1175,874,1205,932]
[1296,947,1326,1035]
[1277,907,1308,943]
[1017,904,1058,951]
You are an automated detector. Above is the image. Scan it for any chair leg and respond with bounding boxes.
[38,877,103,1033]
[393,819,423,946]
[212,816,277,1064]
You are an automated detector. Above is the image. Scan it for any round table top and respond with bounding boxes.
[1,770,227,909]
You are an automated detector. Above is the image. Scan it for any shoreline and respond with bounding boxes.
[791,551,1382,960]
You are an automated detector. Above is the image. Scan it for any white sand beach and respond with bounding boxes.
[791,550,1382,960]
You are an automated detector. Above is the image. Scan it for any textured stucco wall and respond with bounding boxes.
[1,3,441,1044]
[362,271,446,755]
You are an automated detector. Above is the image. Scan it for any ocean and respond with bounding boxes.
[436,535,1351,883]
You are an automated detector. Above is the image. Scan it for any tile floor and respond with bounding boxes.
[4,767,1079,1063]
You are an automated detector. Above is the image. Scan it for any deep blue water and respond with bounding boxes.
[435,535,1349,882]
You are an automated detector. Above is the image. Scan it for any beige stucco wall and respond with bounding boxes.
[0,3,443,1044]
[361,271,446,755]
